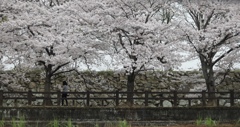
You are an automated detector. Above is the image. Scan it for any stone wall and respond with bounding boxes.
[33,70,240,93]
[0,70,240,107]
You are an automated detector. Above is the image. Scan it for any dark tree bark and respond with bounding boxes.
[199,54,216,105]
[126,73,136,105]
[43,64,53,106]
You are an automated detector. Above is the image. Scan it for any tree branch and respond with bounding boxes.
[214,33,232,48]
[188,10,201,30]
[203,9,215,29]
[212,45,240,66]
[118,33,131,57]
[53,68,76,76]
[37,60,47,69]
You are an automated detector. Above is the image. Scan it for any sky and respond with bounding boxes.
[179,59,200,71]
[80,58,201,71]
[2,56,200,71]
[4,58,240,71]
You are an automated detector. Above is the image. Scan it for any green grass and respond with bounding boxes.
[196,117,218,127]
[196,117,202,126]
[48,119,60,127]
[12,116,26,127]
[0,118,4,127]
[118,120,131,127]
[204,117,217,127]
[66,119,73,127]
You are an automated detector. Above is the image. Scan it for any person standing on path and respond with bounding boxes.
[62,81,69,106]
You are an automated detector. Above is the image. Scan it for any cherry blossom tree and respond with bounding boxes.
[0,0,106,105]
[32,0,182,105]
[179,0,240,104]
[90,0,182,104]
[0,0,11,70]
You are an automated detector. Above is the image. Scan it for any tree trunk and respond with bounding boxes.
[43,65,53,106]
[205,68,216,106]
[199,55,216,106]
[126,73,135,105]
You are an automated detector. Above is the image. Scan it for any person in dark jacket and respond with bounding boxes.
[62,81,68,106]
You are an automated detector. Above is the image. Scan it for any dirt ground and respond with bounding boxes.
[128,122,240,127]
[150,124,239,127]
[3,123,239,127]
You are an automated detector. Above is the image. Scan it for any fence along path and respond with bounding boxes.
[0,90,239,107]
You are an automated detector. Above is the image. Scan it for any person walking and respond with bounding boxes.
[62,81,68,106]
